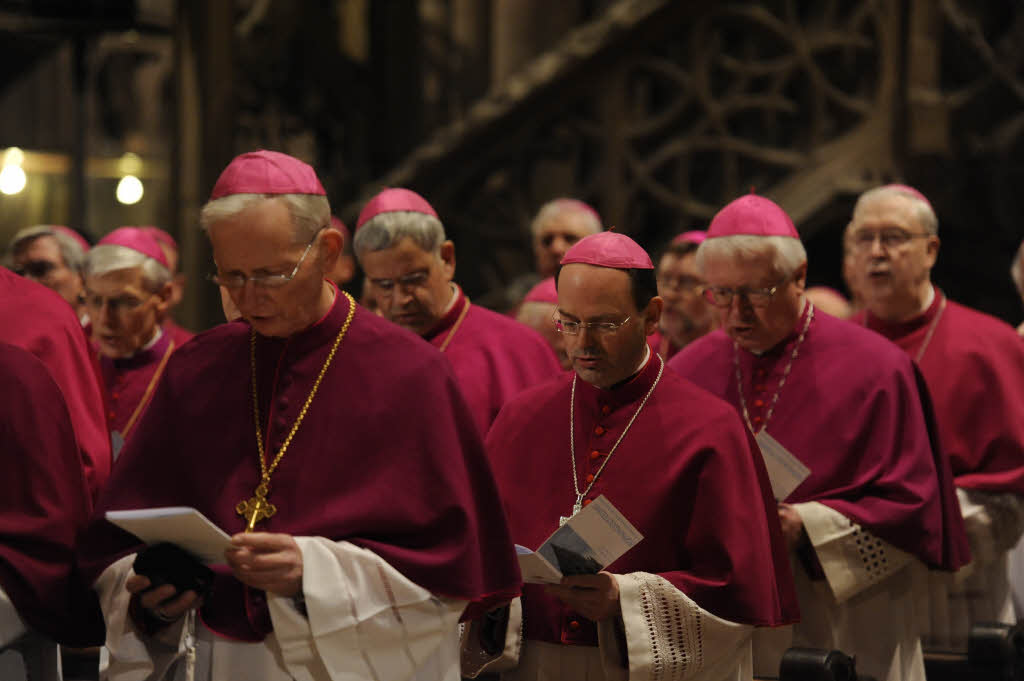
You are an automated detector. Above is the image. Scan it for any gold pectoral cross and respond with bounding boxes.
[236,481,277,531]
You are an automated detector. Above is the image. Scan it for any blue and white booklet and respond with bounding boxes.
[515,495,643,584]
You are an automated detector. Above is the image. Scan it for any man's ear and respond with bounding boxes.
[440,240,456,279]
[644,296,663,336]
[792,262,808,291]
[320,228,344,271]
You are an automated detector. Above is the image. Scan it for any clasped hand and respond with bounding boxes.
[126,532,304,623]
[544,571,621,622]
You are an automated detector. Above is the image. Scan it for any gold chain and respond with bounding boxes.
[438,294,471,352]
[236,291,356,530]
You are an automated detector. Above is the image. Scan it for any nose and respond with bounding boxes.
[868,234,887,258]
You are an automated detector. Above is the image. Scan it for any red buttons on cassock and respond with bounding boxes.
[586,474,595,483]
[601,405,610,415]
[590,450,601,460]
[753,399,764,407]
[753,416,763,424]
[594,426,605,436]
[569,620,580,631]
[754,384,766,392]
[582,499,592,507]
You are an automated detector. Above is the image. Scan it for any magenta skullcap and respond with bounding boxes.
[140,226,177,252]
[881,184,933,210]
[356,188,438,231]
[561,232,653,270]
[707,195,799,239]
[50,226,90,253]
[210,150,325,200]
[671,230,707,245]
[98,227,169,268]
[523,277,558,304]
[329,215,350,241]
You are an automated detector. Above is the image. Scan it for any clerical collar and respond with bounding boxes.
[747,299,811,358]
[575,345,659,408]
[111,328,169,370]
[253,281,352,358]
[864,285,944,339]
[424,284,467,341]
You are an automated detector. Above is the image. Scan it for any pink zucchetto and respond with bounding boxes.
[51,226,91,253]
[209,150,326,200]
[98,227,169,268]
[560,232,654,270]
[330,215,350,241]
[707,195,800,239]
[881,183,933,210]
[356,188,438,231]
[523,277,558,304]
[671,230,707,245]
[140,226,177,252]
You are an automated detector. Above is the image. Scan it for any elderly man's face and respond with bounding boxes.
[533,213,597,278]
[846,195,939,309]
[656,250,711,344]
[209,198,333,338]
[702,250,806,354]
[556,264,660,389]
[13,235,84,309]
[85,268,169,358]
[360,237,455,336]
[516,301,570,369]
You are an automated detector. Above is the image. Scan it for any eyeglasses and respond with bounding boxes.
[13,260,60,279]
[370,270,431,296]
[847,228,931,252]
[703,277,788,308]
[657,274,703,294]
[84,293,145,313]
[209,229,321,290]
[552,314,631,336]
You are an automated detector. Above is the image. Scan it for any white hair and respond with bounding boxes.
[696,235,807,278]
[1013,239,1024,297]
[353,211,446,259]
[84,244,171,293]
[7,225,87,271]
[853,186,938,235]
[530,198,602,236]
[199,193,330,243]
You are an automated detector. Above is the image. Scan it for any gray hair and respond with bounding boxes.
[853,186,938,235]
[1013,239,1024,297]
[353,211,446,259]
[199,193,330,244]
[696,235,807,278]
[84,244,171,293]
[7,225,87,272]
[530,198,602,236]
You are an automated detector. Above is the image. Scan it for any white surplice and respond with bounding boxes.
[923,488,1024,650]
[752,501,926,681]
[462,573,753,681]
[95,537,466,681]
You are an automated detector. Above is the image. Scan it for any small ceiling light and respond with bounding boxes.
[0,165,26,195]
[116,175,144,204]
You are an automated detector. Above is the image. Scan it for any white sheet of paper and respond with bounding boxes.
[517,495,644,584]
[755,430,811,501]
[105,507,232,564]
[514,545,563,584]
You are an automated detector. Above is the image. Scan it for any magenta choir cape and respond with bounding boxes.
[669,305,970,572]
[0,342,104,645]
[0,266,111,505]
[857,290,1024,494]
[79,291,521,643]
[486,355,800,648]
[423,285,562,434]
